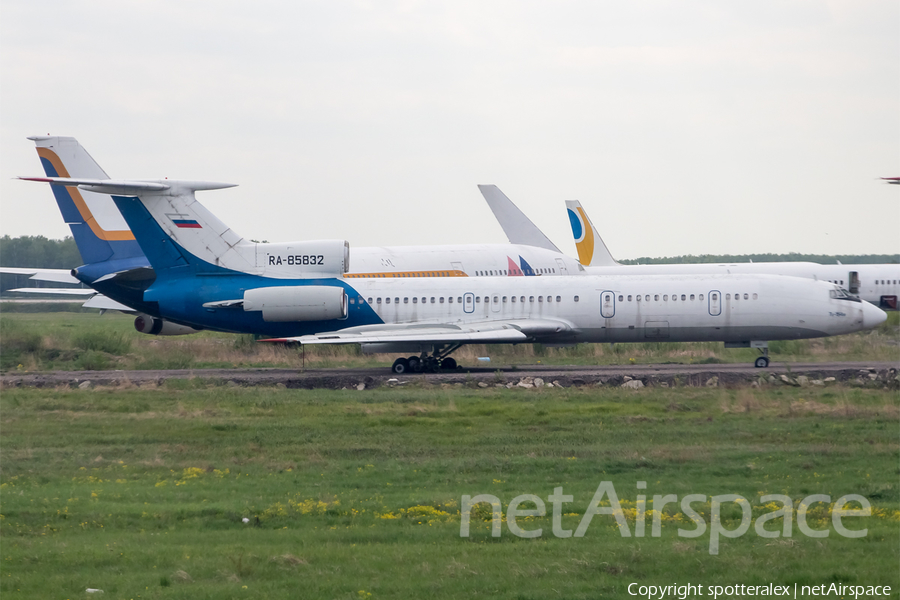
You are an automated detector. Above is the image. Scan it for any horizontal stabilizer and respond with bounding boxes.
[0,267,79,284]
[8,287,96,296]
[19,177,237,195]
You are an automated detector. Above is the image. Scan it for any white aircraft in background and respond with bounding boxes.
[18,162,886,372]
[478,186,900,311]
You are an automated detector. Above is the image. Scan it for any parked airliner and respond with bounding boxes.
[19,169,885,371]
[11,137,584,333]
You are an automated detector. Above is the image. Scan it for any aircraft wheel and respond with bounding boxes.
[408,356,423,372]
[392,358,409,374]
[754,356,769,368]
[441,357,457,370]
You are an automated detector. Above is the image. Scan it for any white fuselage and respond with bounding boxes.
[347,244,582,278]
[578,262,900,308]
[342,273,883,346]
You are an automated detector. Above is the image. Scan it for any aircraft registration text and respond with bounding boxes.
[267,254,325,266]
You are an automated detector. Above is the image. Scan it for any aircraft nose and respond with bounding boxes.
[862,301,887,330]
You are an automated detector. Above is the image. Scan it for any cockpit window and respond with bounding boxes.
[829,287,860,302]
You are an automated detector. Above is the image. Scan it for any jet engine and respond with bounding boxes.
[257,240,350,276]
[134,314,200,336]
[243,285,347,322]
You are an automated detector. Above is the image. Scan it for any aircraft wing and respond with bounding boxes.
[82,295,135,312]
[478,185,561,252]
[0,267,80,284]
[262,318,573,345]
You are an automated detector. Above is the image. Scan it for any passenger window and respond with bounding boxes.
[493,296,499,303]
[681,294,686,301]
[421,297,426,304]
[394,297,399,304]
[466,296,472,303]
[350,298,356,304]
[556,296,561,303]
[663,295,668,301]
[413,297,418,303]
[743,293,749,300]
[448,297,453,303]
[628,295,633,301]
[530,296,535,302]
[385,298,391,304]
[699,294,704,301]
[636,295,641,302]
[711,293,717,300]
[476,297,481,303]
[520,296,525,303]
[377,298,382,304]
[726,294,731,300]
[654,295,659,301]
[458,297,462,303]
[690,294,695,301]
[537,296,542,302]
[618,295,624,302]
[752,293,758,300]
[512,296,517,303]
[575,296,580,302]
[431,297,435,303]
[734,294,739,301]
[404,298,408,304]
[547,296,552,303]
[440,297,445,303]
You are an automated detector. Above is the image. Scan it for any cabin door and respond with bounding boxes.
[600,290,615,318]
[708,290,722,316]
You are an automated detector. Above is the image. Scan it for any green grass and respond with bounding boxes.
[1,310,898,372]
[1,384,898,598]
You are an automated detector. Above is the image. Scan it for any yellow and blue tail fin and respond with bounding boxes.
[565,200,619,267]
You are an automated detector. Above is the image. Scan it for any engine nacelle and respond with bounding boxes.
[243,285,347,322]
[257,239,349,277]
[134,314,199,336]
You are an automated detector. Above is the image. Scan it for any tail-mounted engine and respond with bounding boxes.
[134,314,199,336]
[257,240,349,277]
[243,285,348,322]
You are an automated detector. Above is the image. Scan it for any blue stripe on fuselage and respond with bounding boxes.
[112,195,383,336]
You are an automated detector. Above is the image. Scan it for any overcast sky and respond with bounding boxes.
[1,0,897,260]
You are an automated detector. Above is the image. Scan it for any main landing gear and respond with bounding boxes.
[391,344,461,374]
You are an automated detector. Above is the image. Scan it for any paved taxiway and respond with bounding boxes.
[2,362,896,390]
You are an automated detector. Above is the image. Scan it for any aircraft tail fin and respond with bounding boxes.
[565,200,619,267]
[478,185,561,252]
[26,136,145,265]
[105,180,252,274]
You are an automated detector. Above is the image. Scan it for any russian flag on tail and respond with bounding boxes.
[167,213,202,228]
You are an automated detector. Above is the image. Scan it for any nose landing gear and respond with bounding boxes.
[754,344,770,368]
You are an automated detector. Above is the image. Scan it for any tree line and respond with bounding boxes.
[0,236,83,293]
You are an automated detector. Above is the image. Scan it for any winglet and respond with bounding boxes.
[564,200,619,267]
[477,185,560,252]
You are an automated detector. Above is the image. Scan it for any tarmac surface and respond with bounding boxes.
[2,361,897,390]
